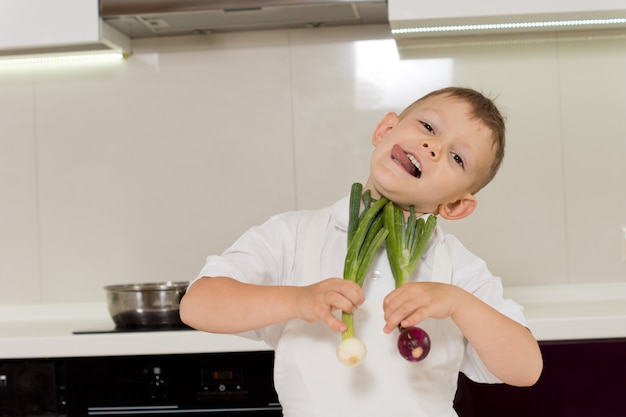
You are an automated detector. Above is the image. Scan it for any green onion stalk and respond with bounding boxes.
[383,201,437,362]
[336,183,388,366]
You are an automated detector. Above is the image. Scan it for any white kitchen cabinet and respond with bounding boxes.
[0,0,97,50]
[0,0,129,56]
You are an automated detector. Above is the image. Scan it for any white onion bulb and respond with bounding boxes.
[336,337,367,366]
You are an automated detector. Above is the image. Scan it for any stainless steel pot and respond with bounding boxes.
[104,281,190,329]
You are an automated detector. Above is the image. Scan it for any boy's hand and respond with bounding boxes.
[382,282,462,333]
[295,278,364,333]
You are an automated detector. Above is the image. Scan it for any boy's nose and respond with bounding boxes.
[422,142,439,160]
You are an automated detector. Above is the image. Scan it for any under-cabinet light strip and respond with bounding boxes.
[0,51,125,66]
[392,17,626,34]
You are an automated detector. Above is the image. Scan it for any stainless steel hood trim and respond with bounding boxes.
[100,0,389,38]
[100,0,381,16]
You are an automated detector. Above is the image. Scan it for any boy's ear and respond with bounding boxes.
[437,194,477,220]
[372,112,399,145]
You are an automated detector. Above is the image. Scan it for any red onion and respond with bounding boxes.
[397,326,431,362]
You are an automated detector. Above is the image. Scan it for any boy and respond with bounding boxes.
[180,87,543,417]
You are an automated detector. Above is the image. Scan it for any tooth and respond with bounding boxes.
[406,153,421,171]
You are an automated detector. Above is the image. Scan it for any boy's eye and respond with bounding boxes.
[420,121,434,133]
[452,153,464,168]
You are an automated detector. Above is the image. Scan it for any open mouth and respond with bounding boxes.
[391,144,421,178]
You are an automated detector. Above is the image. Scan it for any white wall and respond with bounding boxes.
[1,24,624,304]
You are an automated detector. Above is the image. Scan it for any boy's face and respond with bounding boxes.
[365,94,495,219]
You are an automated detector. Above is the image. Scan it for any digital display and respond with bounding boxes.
[212,370,234,381]
[200,367,243,388]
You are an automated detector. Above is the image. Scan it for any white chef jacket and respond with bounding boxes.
[194,195,528,416]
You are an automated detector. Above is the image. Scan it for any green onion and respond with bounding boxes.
[337,183,389,366]
[383,201,437,362]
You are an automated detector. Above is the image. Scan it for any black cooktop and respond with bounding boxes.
[73,324,193,335]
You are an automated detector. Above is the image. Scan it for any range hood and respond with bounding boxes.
[388,0,626,39]
[0,0,130,60]
[100,0,388,38]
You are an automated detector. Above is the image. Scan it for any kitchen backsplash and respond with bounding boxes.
[1,24,624,304]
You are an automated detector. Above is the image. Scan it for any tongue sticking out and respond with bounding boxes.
[391,144,421,178]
